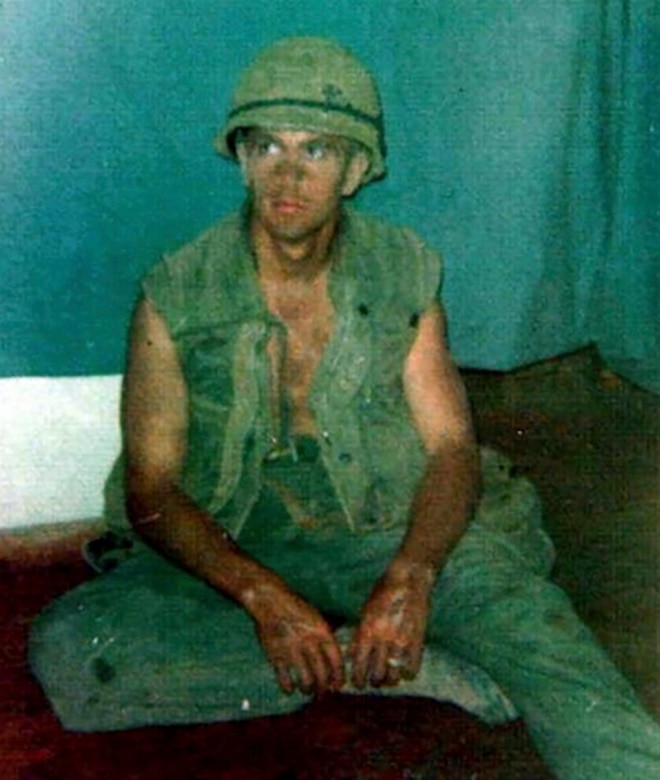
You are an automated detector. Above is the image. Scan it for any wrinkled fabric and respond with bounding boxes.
[28,181,660,776]
[104,206,440,539]
[30,451,660,778]
[30,448,537,733]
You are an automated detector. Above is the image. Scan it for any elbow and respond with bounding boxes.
[124,467,173,532]
[429,430,479,467]
[429,436,482,502]
[125,491,164,533]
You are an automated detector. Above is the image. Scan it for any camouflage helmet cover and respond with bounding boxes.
[215,36,386,183]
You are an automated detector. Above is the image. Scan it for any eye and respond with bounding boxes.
[260,140,281,156]
[304,140,331,161]
[250,137,281,157]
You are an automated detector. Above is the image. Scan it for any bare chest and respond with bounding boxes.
[261,279,334,434]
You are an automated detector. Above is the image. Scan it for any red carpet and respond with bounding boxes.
[1,557,551,780]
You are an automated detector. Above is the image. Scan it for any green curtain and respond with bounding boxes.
[596,0,659,392]
[1,0,658,391]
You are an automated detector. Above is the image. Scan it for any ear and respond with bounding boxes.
[341,152,370,197]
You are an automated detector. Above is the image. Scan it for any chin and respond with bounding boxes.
[264,214,323,243]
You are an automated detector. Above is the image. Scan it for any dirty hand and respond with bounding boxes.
[247,582,344,696]
[349,562,433,689]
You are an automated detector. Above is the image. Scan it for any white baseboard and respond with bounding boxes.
[0,376,122,530]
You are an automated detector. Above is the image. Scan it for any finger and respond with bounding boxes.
[302,643,332,694]
[290,647,315,694]
[384,653,404,687]
[369,642,390,688]
[349,635,371,690]
[274,661,296,695]
[320,638,345,691]
[405,643,424,679]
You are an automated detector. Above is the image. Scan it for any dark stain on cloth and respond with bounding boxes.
[91,657,116,684]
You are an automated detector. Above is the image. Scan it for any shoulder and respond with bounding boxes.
[145,210,245,288]
[344,208,430,246]
[343,208,443,307]
[139,209,256,336]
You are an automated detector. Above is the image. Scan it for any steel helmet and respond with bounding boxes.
[215,36,386,184]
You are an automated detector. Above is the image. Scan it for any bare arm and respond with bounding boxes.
[394,301,480,574]
[123,297,344,694]
[350,302,480,687]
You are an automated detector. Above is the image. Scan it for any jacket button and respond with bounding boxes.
[338,452,353,464]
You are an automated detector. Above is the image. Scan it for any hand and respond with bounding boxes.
[349,563,433,689]
[247,582,345,696]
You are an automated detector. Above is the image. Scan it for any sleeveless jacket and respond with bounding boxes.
[105,206,442,539]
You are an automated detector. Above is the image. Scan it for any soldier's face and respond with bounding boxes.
[238,129,366,243]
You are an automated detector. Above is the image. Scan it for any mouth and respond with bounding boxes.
[270,197,307,215]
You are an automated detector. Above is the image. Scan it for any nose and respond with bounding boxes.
[274,152,305,183]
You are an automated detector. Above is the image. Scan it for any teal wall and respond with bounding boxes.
[2,1,658,391]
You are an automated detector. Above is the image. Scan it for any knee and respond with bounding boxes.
[437,573,586,644]
[29,596,113,731]
[474,450,556,576]
[467,578,593,653]
[29,597,80,681]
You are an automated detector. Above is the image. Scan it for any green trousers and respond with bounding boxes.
[30,448,660,779]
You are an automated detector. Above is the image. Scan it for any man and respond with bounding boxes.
[30,37,660,778]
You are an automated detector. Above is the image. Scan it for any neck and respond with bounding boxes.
[250,214,340,283]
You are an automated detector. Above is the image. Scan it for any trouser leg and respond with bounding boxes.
[252,525,517,724]
[29,525,408,732]
[430,476,660,779]
[29,550,309,731]
[28,517,393,732]
[28,527,405,732]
